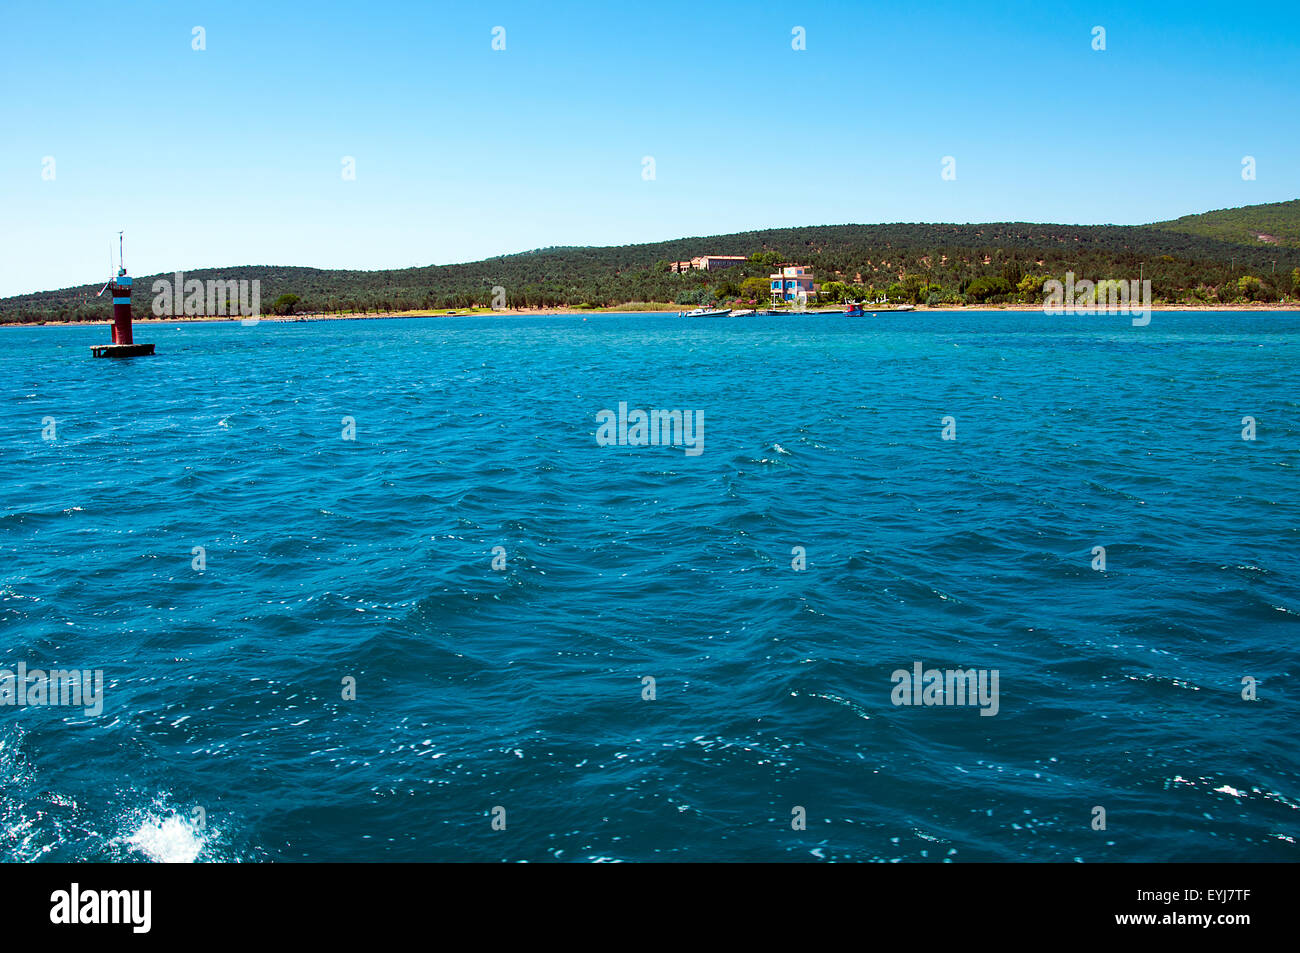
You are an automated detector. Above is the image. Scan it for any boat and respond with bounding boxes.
[845,301,865,317]
[730,309,755,317]
[895,303,916,311]
[684,307,731,317]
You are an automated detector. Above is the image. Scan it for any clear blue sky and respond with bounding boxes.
[1,0,1296,295]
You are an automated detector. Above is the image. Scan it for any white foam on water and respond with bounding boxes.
[125,813,207,863]
[3,728,234,863]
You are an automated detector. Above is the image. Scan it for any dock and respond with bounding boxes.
[91,343,156,358]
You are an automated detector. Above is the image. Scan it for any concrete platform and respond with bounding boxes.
[90,343,155,358]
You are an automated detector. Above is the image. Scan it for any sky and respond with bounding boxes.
[1,0,1296,295]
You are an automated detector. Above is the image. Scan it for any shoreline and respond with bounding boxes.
[3,301,1298,329]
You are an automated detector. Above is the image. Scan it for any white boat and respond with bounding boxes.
[684,307,731,317]
[730,309,755,317]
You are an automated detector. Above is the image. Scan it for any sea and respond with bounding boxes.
[1,309,1296,862]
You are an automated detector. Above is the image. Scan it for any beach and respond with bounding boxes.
[5,300,1298,329]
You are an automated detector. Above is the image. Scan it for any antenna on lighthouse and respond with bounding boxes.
[118,231,125,276]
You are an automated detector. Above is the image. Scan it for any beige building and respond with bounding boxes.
[670,255,748,273]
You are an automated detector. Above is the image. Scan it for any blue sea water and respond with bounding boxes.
[1,310,1296,863]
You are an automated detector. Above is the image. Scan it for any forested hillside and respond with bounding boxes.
[5,203,1300,323]
[1149,199,1300,249]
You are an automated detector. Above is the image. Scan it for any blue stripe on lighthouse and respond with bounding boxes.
[113,297,131,304]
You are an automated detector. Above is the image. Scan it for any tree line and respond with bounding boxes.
[4,212,1300,322]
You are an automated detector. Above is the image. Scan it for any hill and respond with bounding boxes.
[4,204,1300,323]
[1148,199,1300,249]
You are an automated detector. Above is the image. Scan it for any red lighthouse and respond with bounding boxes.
[91,232,155,358]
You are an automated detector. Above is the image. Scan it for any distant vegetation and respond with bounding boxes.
[1150,199,1300,249]
[4,201,1300,323]
[267,293,301,316]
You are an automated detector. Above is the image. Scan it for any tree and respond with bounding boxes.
[268,293,300,315]
[1215,282,1238,303]
[1095,279,1128,305]
[1016,274,1045,300]
[820,281,850,303]
[900,274,926,304]
[964,276,1014,303]
[714,279,740,300]
[740,276,770,300]
[1237,275,1263,300]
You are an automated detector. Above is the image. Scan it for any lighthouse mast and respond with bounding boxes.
[91,231,155,358]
